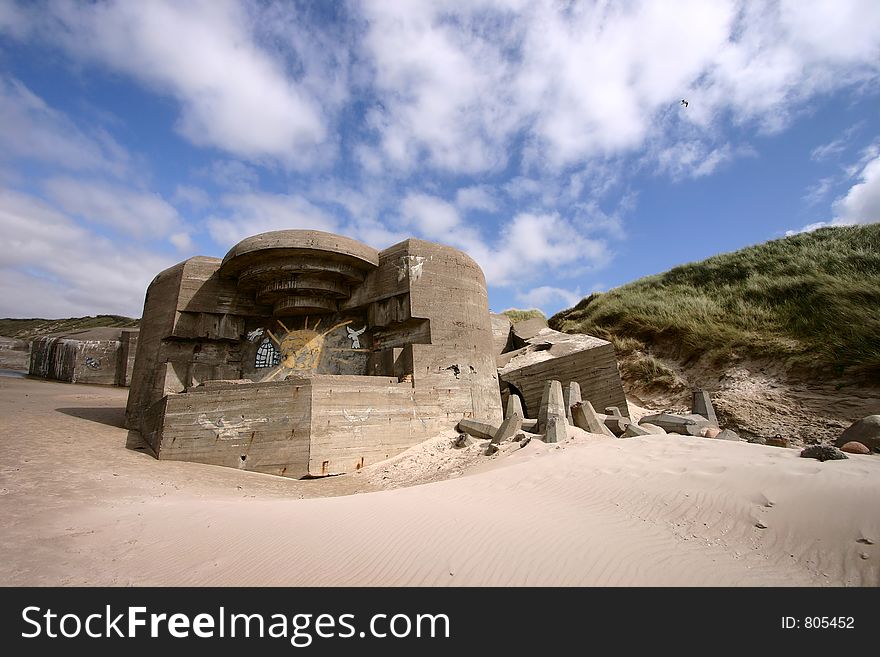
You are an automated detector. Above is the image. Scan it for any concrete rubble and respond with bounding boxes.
[495,317,629,422]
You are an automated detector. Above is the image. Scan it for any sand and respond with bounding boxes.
[1,375,878,586]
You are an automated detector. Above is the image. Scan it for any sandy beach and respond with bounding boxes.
[1,374,877,587]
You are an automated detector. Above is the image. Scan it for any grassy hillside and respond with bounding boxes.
[550,224,880,377]
[502,308,547,323]
[0,315,139,340]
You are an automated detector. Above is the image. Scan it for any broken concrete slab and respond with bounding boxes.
[563,381,582,424]
[490,313,513,356]
[621,423,653,438]
[522,418,538,432]
[492,414,523,445]
[544,416,568,444]
[691,390,719,427]
[538,380,566,433]
[571,401,616,438]
[639,423,667,435]
[498,327,628,421]
[639,413,709,436]
[457,418,500,441]
[604,406,622,417]
[603,414,631,437]
[510,317,550,349]
[505,393,525,420]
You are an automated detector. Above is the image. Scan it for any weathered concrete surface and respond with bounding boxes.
[457,418,500,441]
[29,327,139,386]
[490,313,513,356]
[509,317,549,349]
[639,413,710,436]
[498,327,628,421]
[127,230,503,477]
[572,401,616,438]
[691,390,719,427]
[621,423,652,438]
[505,393,524,420]
[563,381,582,424]
[544,416,568,444]
[537,380,566,433]
[492,414,523,445]
[601,407,631,436]
[639,423,667,435]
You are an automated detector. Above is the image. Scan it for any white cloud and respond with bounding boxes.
[205,193,338,247]
[802,176,835,206]
[0,188,174,317]
[784,221,830,237]
[174,185,211,209]
[359,1,520,173]
[0,76,130,176]
[357,0,880,176]
[455,185,498,212]
[40,0,332,168]
[515,285,583,312]
[655,142,742,180]
[400,193,461,240]
[44,177,181,240]
[811,138,847,162]
[199,160,260,193]
[832,154,880,225]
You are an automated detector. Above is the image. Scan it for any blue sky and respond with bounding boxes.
[0,0,878,319]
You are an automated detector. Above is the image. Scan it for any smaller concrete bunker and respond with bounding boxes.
[29,327,139,386]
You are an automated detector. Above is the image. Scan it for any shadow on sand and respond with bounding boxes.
[56,406,126,429]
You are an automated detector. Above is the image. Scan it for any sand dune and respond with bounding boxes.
[1,376,877,586]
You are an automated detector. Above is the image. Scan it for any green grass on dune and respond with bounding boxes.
[550,224,880,377]
[501,308,547,323]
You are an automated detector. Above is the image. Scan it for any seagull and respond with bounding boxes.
[347,325,366,349]
[680,99,689,108]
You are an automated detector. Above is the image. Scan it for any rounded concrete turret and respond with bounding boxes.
[219,230,379,317]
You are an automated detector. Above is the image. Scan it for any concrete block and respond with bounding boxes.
[505,393,525,420]
[691,390,719,427]
[544,416,568,444]
[563,381,582,424]
[521,418,538,432]
[572,401,616,438]
[457,418,500,441]
[639,423,667,435]
[492,414,523,445]
[604,415,632,436]
[639,413,709,436]
[621,423,652,438]
[538,380,566,433]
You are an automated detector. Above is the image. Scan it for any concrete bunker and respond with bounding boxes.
[126,230,503,478]
[29,327,139,386]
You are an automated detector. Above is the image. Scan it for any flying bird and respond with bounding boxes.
[680,99,689,108]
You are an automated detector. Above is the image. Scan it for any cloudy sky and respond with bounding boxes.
[1,0,878,319]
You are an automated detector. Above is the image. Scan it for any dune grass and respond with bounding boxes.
[502,308,547,323]
[550,224,880,377]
